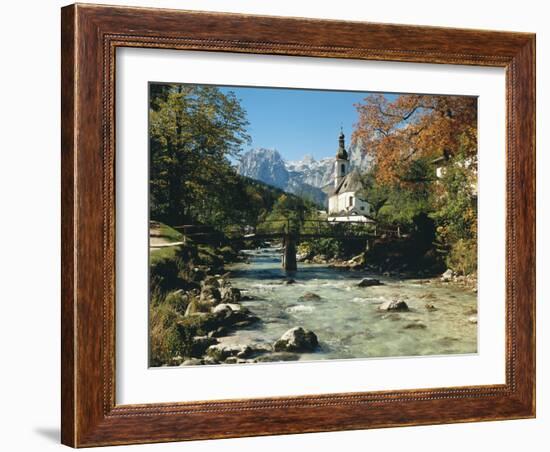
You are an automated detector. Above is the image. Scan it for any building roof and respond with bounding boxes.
[329,168,364,196]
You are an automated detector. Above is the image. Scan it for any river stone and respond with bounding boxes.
[212,303,248,315]
[171,355,184,366]
[200,286,221,304]
[233,318,260,327]
[212,303,255,327]
[425,303,437,311]
[184,298,212,316]
[180,358,203,366]
[255,352,301,362]
[283,278,296,285]
[441,269,454,282]
[312,255,327,264]
[208,326,229,338]
[203,356,220,365]
[220,286,241,303]
[298,292,322,302]
[201,275,220,288]
[207,343,253,361]
[468,315,478,324]
[403,322,427,330]
[296,253,309,262]
[379,300,409,312]
[357,278,383,287]
[274,327,319,353]
[189,336,218,357]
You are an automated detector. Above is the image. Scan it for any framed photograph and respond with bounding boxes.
[61,4,535,447]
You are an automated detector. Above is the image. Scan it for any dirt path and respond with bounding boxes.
[150,236,184,249]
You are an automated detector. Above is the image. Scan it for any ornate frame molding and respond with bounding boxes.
[62,4,535,447]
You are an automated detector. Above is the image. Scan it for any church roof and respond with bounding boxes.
[330,168,364,196]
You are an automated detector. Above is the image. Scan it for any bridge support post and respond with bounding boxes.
[282,235,297,272]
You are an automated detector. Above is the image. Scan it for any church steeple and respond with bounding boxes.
[334,128,349,188]
[336,127,348,160]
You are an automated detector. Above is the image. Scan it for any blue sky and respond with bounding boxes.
[219,86,395,161]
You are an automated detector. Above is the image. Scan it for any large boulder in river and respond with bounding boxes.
[357,278,383,287]
[274,327,319,353]
[212,303,248,316]
[379,299,409,312]
[212,303,257,327]
[441,269,454,282]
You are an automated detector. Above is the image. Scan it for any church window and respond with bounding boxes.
[341,163,345,175]
[349,196,353,206]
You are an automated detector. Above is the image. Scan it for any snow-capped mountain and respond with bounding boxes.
[236,144,372,207]
[285,142,372,189]
[236,148,289,189]
[285,155,334,188]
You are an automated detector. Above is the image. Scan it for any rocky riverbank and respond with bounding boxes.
[167,274,319,366]
[301,251,477,291]
[151,242,478,367]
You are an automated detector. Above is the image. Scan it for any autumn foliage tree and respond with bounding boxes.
[353,94,478,275]
[353,94,477,186]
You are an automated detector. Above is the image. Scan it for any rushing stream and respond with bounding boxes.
[224,246,478,361]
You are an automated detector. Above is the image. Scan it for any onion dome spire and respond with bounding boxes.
[336,126,348,160]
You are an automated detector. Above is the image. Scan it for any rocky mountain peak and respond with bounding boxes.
[236,145,372,207]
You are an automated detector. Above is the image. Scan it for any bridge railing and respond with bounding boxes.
[176,220,402,240]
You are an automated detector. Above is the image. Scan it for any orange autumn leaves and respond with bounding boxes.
[352,94,477,185]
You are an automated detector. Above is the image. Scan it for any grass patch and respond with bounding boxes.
[149,302,184,366]
[156,222,183,242]
[150,245,179,266]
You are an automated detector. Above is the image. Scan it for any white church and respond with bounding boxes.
[327,130,372,222]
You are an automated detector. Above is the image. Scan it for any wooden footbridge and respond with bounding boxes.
[174,219,400,271]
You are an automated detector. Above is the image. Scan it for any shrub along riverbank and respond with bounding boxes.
[149,221,246,366]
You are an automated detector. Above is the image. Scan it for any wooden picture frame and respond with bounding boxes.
[61,3,535,447]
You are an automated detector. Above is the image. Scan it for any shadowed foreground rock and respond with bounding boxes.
[274,327,319,352]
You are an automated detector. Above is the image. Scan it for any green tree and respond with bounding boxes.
[149,84,250,226]
[359,159,435,230]
[432,150,478,274]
